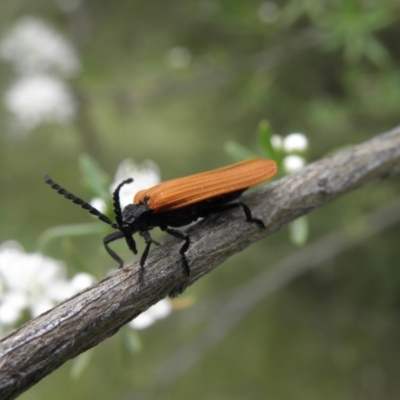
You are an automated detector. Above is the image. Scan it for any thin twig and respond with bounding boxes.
[1,125,400,399]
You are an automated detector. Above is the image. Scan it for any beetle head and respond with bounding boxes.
[121,200,153,232]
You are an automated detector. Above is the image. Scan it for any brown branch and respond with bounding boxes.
[1,125,400,399]
[147,195,400,396]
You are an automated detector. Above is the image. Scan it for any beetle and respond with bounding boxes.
[44,158,277,283]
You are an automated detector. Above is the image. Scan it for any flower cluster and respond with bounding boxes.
[129,299,172,330]
[0,241,94,336]
[271,132,309,173]
[0,159,171,336]
[0,16,80,132]
[90,158,161,213]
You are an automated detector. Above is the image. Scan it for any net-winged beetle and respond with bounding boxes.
[44,158,277,284]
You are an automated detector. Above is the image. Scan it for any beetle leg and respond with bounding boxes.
[236,201,265,228]
[139,231,153,285]
[139,231,153,266]
[164,228,191,276]
[215,201,265,228]
[103,231,126,268]
[139,230,154,285]
[125,234,138,255]
[139,231,160,246]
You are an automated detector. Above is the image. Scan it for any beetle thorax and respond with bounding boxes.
[121,202,153,230]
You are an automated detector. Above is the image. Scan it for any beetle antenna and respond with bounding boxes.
[44,174,117,228]
[112,178,133,227]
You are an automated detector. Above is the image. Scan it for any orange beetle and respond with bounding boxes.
[44,158,277,283]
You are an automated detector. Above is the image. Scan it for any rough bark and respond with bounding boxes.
[1,125,400,399]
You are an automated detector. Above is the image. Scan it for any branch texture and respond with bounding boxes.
[148,196,400,395]
[1,125,400,399]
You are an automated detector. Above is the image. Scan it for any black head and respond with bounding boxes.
[121,197,153,229]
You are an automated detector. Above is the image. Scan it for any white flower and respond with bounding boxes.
[283,155,306,173]
[90,197,107,214]
[271,134,283,150]
[0,241,94,330]
[0,16,80,77]
[129,299,172,330]
[110,159,160,209]
[283,133,308,153]
[4,74,77,131]
[70,273,95,291]
[0,292,27,325]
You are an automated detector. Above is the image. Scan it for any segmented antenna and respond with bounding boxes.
[43,174,117,228]
[112,178,133,227]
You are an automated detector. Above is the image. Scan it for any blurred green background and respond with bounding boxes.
[1,0,400,399]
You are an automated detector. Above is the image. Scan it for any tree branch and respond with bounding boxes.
[147,195,400,396]
[1,125,400,399]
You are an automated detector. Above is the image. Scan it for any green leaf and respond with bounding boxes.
[123,328,143,353]
[257,119,277,159]
[70,350,94,379]
[79,154,111,198]
[288,216,309,246]
[364,34,390,67]
[224,140,257,162]
[38,222,109,252]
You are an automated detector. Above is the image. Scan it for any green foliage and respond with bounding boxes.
[38,222,109,253]
[224,119,282,164]
[288,216,309,246]
[79,154,111,201]
[257,120,277,160]
[225,120,310,245]
[283,0,395,66]
[70,350,94,380]
[223,140,256,161]
[122,328,143,354]
[1,0,400,399]
[38,155,113,252]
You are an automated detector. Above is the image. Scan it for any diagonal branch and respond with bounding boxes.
[147,195,400,395]
[1,125,400,399]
